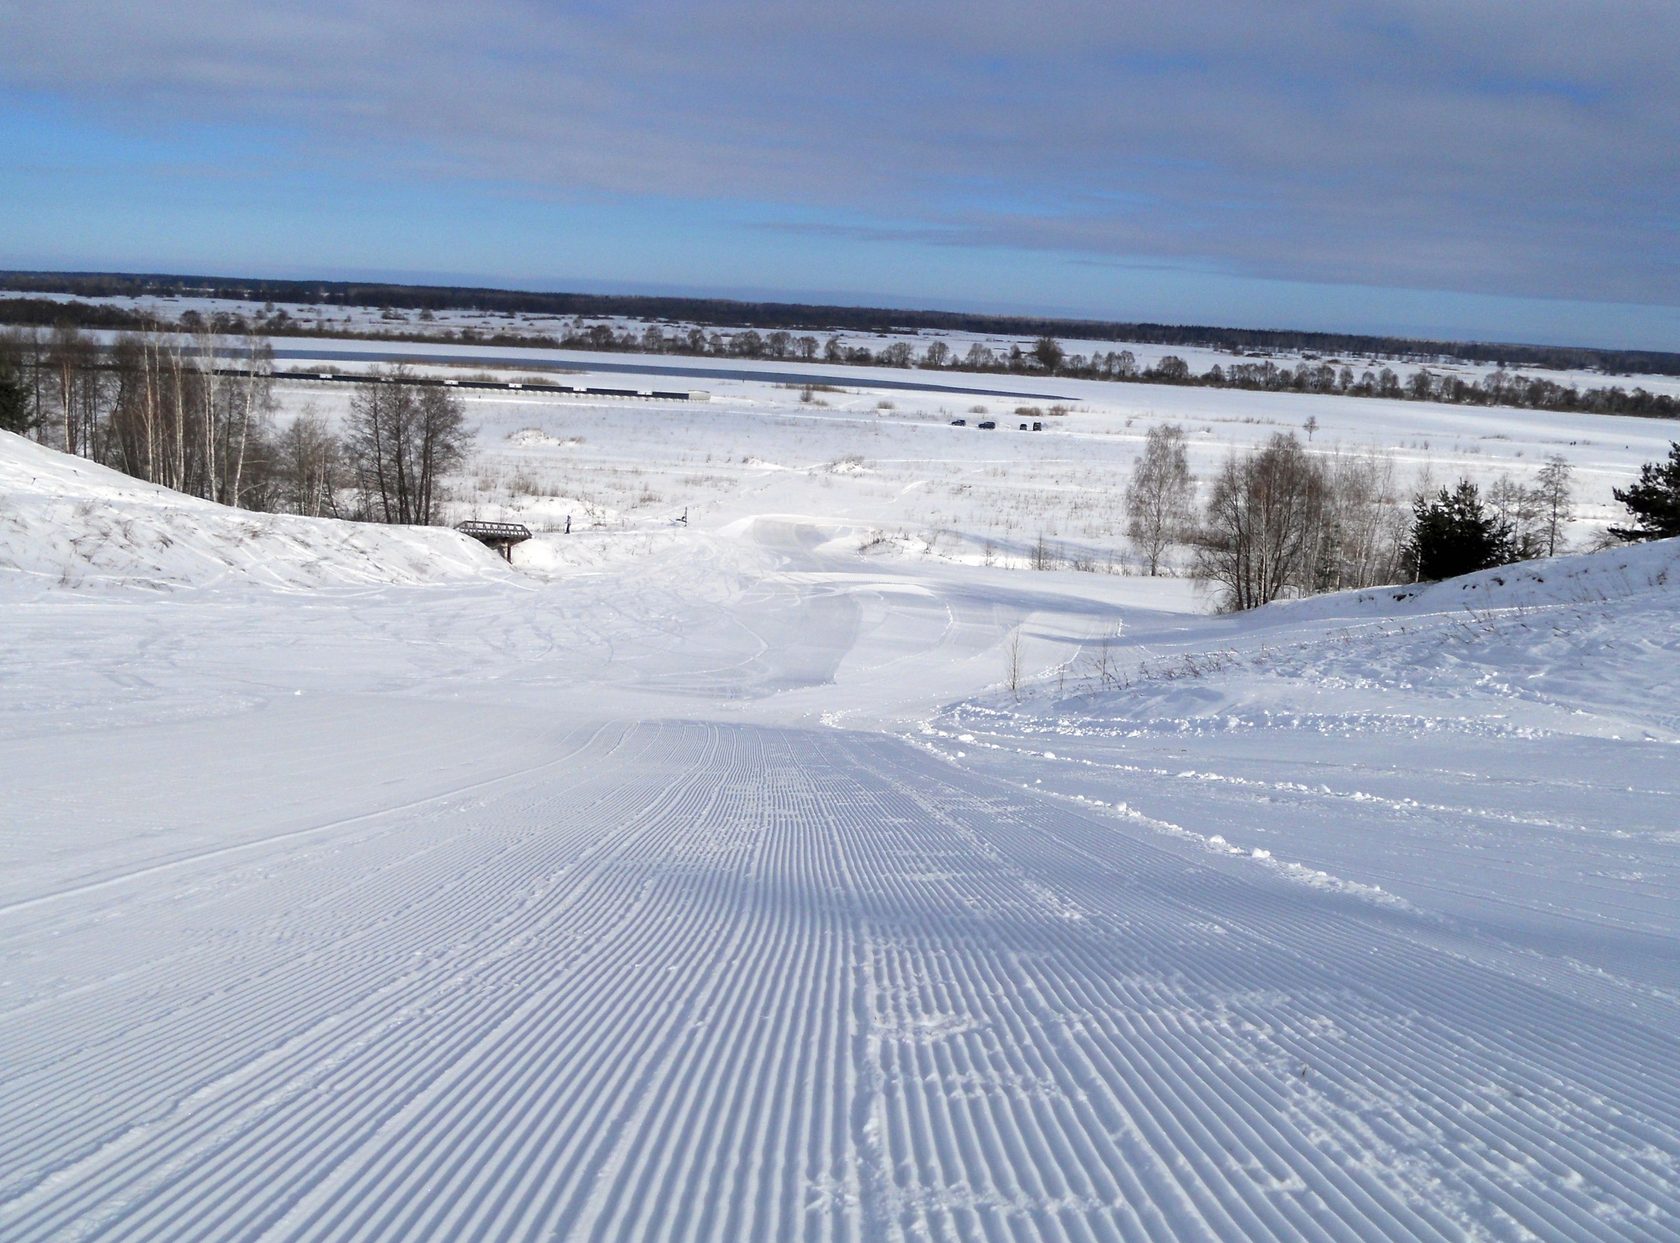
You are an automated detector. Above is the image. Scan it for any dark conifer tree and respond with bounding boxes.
[1609,442,1680,542]
[0,360,29,434]
[1406,480,1515,581]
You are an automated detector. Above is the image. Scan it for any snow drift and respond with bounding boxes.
[0,431,511,593]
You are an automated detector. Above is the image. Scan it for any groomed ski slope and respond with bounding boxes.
[3,430,1679,1241]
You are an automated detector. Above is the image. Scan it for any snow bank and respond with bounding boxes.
[0,432,513,593]
[1274,536,1680,624]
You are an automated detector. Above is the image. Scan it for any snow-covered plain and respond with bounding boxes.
[255,336,1679,557]
[10,287,1680,398]
[3,360,1679,1241]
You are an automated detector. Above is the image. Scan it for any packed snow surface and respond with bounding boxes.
[3,425,1679,1241]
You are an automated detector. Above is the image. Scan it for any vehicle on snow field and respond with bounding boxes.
[950,418,966,426]
[978,420,996,429]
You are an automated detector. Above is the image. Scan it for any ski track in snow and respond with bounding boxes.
[4,432,1680,1241]
[6,716,1679,1240]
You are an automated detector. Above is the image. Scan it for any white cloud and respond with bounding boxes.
[4,0,1676,304]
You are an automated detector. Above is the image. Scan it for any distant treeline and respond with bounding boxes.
[1,279,1675,421]
[4,269,1677,378]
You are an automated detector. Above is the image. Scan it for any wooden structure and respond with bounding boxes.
[456,520,533,562]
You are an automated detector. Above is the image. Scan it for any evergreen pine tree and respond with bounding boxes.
[0,355,30,435]
[1406,480,1515,581]
[1608,443,1680,542]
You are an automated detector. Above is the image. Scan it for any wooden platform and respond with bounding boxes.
[455,521,533,561]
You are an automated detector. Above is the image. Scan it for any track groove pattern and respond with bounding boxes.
[5,722,1677,1240]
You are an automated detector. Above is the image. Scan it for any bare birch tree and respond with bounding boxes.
[344,368,469,524]
[1195,433,1327,610]
[277,408,342,517]
[1124,423,1194,575]
[1535,455,1573,556]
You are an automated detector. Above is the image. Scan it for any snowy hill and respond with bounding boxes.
[4,428,1679,1241]
[1044,535,1680,746]
[1279,533,1680,623]
[0,431,511,592]
[929,533,1680,996]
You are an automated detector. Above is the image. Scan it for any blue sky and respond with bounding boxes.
[3,1,1677,349]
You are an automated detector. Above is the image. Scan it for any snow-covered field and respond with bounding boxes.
[10,287,1680,397]
[251,336,1679,559]
[3,360,1679,1241]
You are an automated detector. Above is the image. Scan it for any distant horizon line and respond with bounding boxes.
[2,266,1675,363]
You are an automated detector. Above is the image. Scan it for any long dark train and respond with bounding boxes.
[217,369,697,401]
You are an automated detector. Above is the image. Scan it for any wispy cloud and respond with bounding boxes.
[3,0,1676,308]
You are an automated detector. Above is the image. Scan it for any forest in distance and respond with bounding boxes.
[4,268,1679,380]
[2,291,1678,423]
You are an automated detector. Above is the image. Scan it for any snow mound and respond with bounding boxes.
[505,428,582,448]
[1032,537,1680,742]
[0,432,512,592]
[1275,537,1680,625]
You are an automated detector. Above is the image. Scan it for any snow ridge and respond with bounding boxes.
[0,431,508,591]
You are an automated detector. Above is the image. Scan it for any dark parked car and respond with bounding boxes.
[950,418,966,426]
[977,420,996,429]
